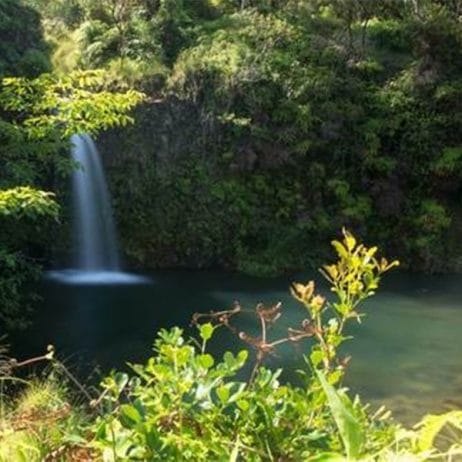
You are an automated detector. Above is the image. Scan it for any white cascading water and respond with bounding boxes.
[48,134,148,284]
[71,134,120,271]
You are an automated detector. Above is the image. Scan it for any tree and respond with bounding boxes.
[0,0,51,78]
[0,70,144,330]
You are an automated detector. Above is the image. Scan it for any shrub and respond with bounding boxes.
[88,230,408,461]
[3,230,462,460]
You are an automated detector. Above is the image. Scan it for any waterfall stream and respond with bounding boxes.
[71,134,120,270]
[48,134,148,284]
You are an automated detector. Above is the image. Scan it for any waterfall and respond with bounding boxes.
[48,134,149,284]
[70,134,120,271]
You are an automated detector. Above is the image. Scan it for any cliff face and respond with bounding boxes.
[99,99,233,270]
[93,7,462,276]
[102,99,203,175]
[99,97,314,274]
[97,91,461,276]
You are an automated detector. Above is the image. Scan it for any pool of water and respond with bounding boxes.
[12,270,462,424]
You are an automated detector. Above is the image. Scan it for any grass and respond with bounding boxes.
[0,376,89,462]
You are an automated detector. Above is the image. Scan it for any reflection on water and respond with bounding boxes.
[12,271,462,424]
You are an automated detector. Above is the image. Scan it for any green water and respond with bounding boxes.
[13,270,462,424]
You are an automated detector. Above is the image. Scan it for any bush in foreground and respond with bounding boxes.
[1,230,462,461]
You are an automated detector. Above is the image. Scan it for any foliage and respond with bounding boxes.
[291,229,399,375]
[0,70,144,201]
[0,249,41,331]
[415,411,462,456]
[52,0,449,275]
[0,187,59,219]
[2,0,462,458]
[112,159,306,273]
[17,0,462,274]
[87,231,405,461]
[0,368,90,461]
[0,0,51,78]
[1,232,462,460]
[32,0,214,76]
[0,188,59,330]
[0,70,143,138]
[0,68,144,330]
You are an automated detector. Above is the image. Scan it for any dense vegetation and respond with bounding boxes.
[20,0,462,276]
[2,0,462,295]
[1,1,462,460]
[2,232,462,461]
[0,57,143,328]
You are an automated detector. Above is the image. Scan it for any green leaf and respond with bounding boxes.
[199,322,215,341]
[120,404,143,429]
[331,240,348,259]
[224,351,235,368]
[316,370,364,460]
[344,233,356,252]
[236,399,250,411]
[0,187,59,219]
[216,385,230,404]
[133,398,146,420]
[198,353,215,369]
[146,429,161,450]
[114,372,129,393]
[310,349,324,367]
[237,350,248,365]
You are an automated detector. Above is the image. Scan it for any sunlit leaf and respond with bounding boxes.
[316,370,364,459]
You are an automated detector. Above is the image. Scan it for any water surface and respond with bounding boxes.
[13,270,462,424]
